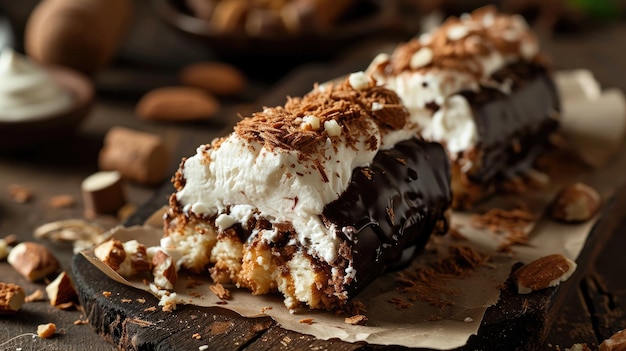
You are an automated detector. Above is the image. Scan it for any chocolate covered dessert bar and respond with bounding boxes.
[160,73,451,310]
[367,6,560,208]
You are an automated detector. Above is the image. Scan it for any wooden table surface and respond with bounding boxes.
[1,2,626,350]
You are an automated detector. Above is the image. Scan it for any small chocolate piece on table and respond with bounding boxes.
[81,170,126,217]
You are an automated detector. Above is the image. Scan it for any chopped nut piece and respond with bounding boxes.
[48,194,76,208]
[25,289,45,303]
[600,329,626,351]
[209,283,231,300]
[299,318,314,325]
[152,249,178,290]
[192,332,202,340]
[8,184,33,203]
[0,282,25,314]
[514,254,577,294]
[102,291,112,297]
[74,319,89,325]
[7,242,60,281]
[344,314,368,325]
[94,239,126,271]
[37,323,57,339]
[46,272,78,307]
[550,182,601,223]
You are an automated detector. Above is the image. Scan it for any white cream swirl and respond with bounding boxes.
[0,48,74,121]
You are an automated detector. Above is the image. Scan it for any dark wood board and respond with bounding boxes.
[72,158,626,351]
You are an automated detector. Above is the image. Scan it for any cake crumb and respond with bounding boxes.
[192,332,202,340]
[144,306,157,312]
[199,345,209,351]
[344,315,368,326]
[37,323,56,339]
[299,318,314,325]
[24,289,45,302]
[49,195,75,208]
[260,306,272,313]
[209,283,231,300]
[136,298,146,303]
[73,319,89,325]
[121,298,132,303]
[8,184,33,203]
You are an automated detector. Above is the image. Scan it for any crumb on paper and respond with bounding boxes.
[299,318,314,325]
[260,306,272,313]
[463,317,474,323]
[388,297,413,310]
[209,283,231,300]
[344,315,368,326]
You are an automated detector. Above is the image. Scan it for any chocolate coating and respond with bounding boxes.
[322,138,451,297]
[462,62,560,184]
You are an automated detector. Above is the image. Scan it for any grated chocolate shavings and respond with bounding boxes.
[234,78,409,162]
[470,205,535,252]
[389,5,545,78]
[394,245,490,308]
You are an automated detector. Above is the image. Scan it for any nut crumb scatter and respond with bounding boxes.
[24,289,45,303]
[8,184,33,203]
[344,315,368,325]
[209,283,231,300]
[37,323,56,339]
[299,318,314,325]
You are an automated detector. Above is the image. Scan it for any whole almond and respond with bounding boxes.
[179,62,247,97]
[514,254,577,294]
[550,182,601,223]
[136,87,220,122]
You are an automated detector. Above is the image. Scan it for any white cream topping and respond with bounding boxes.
[368,10,539,159]
[422,95,478,155]
[0,48,74,121]
[175,101,419,263]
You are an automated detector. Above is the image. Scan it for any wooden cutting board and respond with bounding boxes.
[71,161,626,351]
